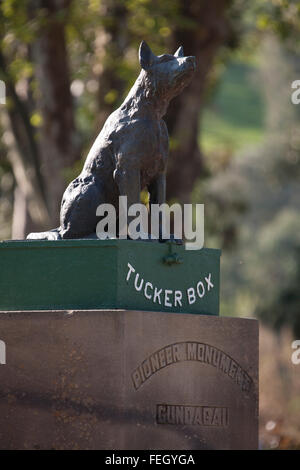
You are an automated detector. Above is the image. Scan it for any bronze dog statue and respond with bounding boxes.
[27,41,195,240]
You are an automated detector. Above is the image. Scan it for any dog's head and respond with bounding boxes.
[139,41,196,101]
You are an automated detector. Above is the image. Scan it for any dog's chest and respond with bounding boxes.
[140,120,168,185]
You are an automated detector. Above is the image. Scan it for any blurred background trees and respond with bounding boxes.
[0,0,236,235]
[0,0,300,448]
[0,0,299,331]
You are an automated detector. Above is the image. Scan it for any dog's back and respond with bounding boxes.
[27,42,195,240]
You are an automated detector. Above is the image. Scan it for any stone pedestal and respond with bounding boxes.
[0,309,258,449]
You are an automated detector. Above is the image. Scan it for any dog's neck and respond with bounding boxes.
[121,70,171,120]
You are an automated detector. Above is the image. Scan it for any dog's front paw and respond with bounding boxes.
[128,229,158,242]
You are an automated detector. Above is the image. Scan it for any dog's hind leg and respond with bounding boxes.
[59,176,106,239]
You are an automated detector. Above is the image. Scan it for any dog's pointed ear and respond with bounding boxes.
[139,41,156,70]
[174,46,184,58]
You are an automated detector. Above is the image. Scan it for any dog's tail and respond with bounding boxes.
[26,227,61,240]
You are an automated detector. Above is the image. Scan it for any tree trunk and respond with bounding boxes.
[165,0,232,202]
[30,0,80,225]
[0,1,79,238]
[0,50,50,237]
[95,0,129,131]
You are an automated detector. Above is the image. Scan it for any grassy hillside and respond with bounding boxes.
[201,61,265,154]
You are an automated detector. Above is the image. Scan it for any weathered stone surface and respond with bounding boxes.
[0,310,258,449]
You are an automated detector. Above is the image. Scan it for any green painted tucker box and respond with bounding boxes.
[0,239,220,315]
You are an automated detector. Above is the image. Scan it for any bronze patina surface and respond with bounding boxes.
[27,42,195,241]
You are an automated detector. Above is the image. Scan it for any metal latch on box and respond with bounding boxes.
[162,241,183,266]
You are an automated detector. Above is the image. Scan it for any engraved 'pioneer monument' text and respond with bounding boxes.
[132,341,252,393]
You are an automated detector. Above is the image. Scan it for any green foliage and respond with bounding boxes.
[196,36,300,336]
[201,60,265,154]
[0,0,299,337]
[253,0,300,46]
